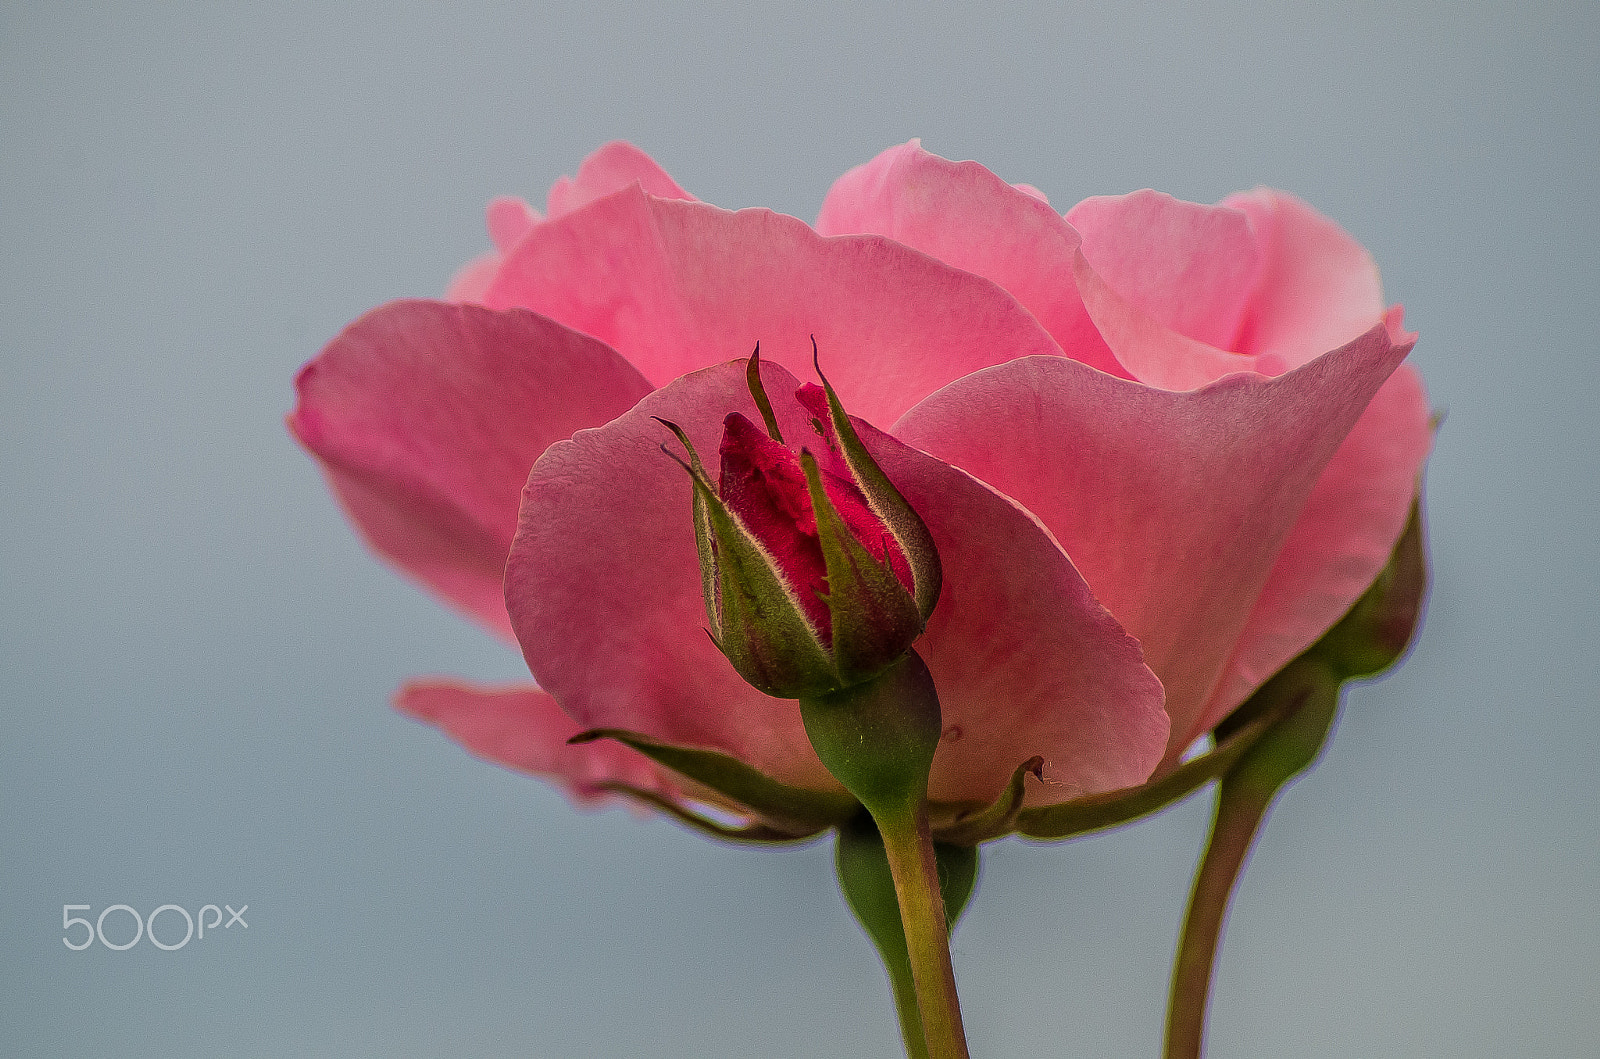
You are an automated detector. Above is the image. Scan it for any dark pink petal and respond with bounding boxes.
[1199,363,1432,740]
[893,314,1417,757]
[545,140,694,220]
[482,188,1066,425]
[815,141,1130,379]
[505,360,1166,803]
[289,300,654,639]
[1223,188,1386,370]
[1066,190,1263,353]
[396,679,681,806]
[717,411,833,639]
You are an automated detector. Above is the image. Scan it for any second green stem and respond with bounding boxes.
[1163,777,1271,1059]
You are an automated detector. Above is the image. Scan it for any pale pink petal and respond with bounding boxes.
[893,315,1417,757]
[1071,246,1287,390]
[1198,363,1432,742]
[1011,182,1050,204]
[445,252,502,305]
[505,360,1166,803]
[486,195,541,253]
[397,679,680,806]
[1224,188,1385,370]
[1066,190,1262,353]
[289,300,654,639]
[449,147,688,303]
[545,140,695,220]
[815,141,1129,379]
[443,201,540,305]
[483,189,1064,426]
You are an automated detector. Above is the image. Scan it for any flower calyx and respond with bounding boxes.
[660,344,942,700]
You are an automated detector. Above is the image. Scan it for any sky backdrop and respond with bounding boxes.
[4,2,1597,1056]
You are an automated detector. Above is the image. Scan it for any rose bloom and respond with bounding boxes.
[290,141,1430,821]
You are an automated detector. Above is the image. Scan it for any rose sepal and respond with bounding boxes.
[799,448,925,686]
[1015,713,1275,840]
[1212,495,1427,761]
[1303,495,1428,683]
[568,727,858,836]
[928,756,1044,846]
[662,350,946,701]
[589,781,833,845]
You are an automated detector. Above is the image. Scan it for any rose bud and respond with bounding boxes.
[661,352,941,700]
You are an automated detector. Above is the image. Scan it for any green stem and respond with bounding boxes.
[1164,777,1271,1059]
[836,816,979,1059]
[802,654,968,1057]
[876,801,971,1059]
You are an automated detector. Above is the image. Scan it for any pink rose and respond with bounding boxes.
[289,141,1429,824]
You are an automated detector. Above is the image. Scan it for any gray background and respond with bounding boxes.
[3,2,1596,1056]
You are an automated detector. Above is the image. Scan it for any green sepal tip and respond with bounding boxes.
[810,340,942,622]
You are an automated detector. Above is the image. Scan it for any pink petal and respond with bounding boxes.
[483,187,1065,426]
[815,141,1130,379]
[289,300,654,639]
[1198,363,1433,743]
[1071,244,1286,390]
[447,145,680,303]
[893,314,1417,758]
[444,252,502,305]
[506,360,840,793]
[443,201,537,305]
[1223,188,1385,370]
[1011,182,1050,205]
[396,679,680,806]
[506,359,1166,803]
[1066,190,1263,353]
[486,195,541,253]
[544,140,694,220]
[859,421,1168,804]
